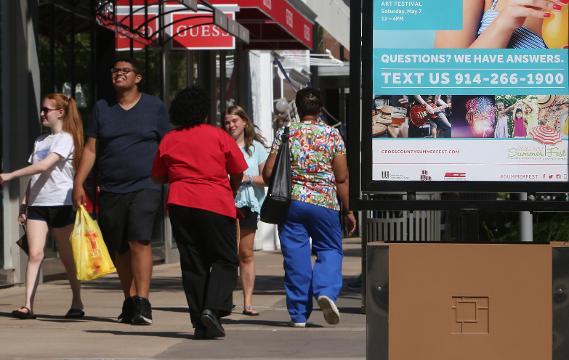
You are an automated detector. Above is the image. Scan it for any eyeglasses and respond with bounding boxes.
[40,107,59,113]
[110,67,136,75]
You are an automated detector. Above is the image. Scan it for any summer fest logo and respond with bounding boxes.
[508,145,567,160]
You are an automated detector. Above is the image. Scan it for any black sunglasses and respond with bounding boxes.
[40,107,59,113]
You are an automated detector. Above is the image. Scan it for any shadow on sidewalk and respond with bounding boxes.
[337,306,364,315]
[0,311,21,319]
[76,272,360,304]
[343,248,363,258]
[37,314,118,324]
[0,311,117,324]
[246,275,284,295]
[153,306,188,313]
[85,329,196,340]
[222,318,324,328]
[80,277,185,293]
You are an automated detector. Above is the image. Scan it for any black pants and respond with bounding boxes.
[169,205,238,328]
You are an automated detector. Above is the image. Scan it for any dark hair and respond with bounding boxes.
[169,86,210,128]
[225,105,267,156]
[113,56,143,76]
[515,108,523,116]
[295,87,323,118]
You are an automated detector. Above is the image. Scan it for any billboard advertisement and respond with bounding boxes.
[368,0,569,190]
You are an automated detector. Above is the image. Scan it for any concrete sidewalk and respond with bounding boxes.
[0,239,365,360]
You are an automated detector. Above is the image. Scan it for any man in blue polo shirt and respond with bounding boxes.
[73,57,170,325]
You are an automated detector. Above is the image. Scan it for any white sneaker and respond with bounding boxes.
[289,321,306,328]
[317,295,340,325]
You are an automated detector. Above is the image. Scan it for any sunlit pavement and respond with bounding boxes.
[0,238,365,360]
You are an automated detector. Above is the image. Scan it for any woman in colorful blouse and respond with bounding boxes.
[263,87,357,328]
[224,105,268,316]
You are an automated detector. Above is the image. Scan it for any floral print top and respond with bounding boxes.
[271,122,346,210]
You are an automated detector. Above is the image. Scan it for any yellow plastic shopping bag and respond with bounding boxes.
[70,205,116,281]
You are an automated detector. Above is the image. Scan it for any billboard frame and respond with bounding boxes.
[349,0,569,211]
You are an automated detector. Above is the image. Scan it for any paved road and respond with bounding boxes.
[0,239,365,359]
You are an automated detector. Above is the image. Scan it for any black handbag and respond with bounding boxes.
[260,126,291,224]
[16,226,29,255]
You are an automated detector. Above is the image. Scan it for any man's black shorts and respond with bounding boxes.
[98,189,162,255]
[27,206,75,228]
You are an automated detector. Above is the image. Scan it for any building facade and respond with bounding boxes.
[1,0,315,286]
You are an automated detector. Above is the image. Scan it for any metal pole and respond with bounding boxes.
[50,3,55,92]
[160,0,167,101]
[145,0,149,85]
[220,50,226,116]
[519,192,534,242]
[350,0,364,313]
[129,0,134,57]
[361,207,367,313]
[70,11,76,97]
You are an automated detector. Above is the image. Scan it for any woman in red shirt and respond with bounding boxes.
[152,86,247,340]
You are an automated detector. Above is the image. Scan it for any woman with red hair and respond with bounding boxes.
[0,93,84,319]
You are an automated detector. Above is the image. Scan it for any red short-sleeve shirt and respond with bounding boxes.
[152,124,247,218]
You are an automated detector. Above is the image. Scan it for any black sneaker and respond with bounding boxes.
[117,297,134,323]
[131,296,153,325]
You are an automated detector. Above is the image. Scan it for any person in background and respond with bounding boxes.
[495,101,513,138]
[536,95,569,133]
[0,93,84,319]
[413,95,452,138]
[152,86,247,339]
[73,57,170,325]
[513,107,528,137]
[224,105,268,316]
[263,87,357,328]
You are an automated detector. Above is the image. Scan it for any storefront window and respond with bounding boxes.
[39,4,95,125]
[217,51,238,118]
[168,51,191,101]
[133,47,163,98]
[38,2,97,259]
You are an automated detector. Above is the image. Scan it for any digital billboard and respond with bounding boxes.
[366,0,569,191]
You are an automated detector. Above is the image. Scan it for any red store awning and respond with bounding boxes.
[100,0,312,50]
[101,1,243,50]
[209,0,313,50]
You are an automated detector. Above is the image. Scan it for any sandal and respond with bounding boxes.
[65,308,85,319]
[242,306,259,316]
[11,307,36,319]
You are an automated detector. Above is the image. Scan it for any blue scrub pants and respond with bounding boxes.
[278,200,343,323]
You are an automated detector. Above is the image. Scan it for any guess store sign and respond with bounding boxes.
[115,14,158,51]
[170,12,235,50]
[114,5,236,51]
